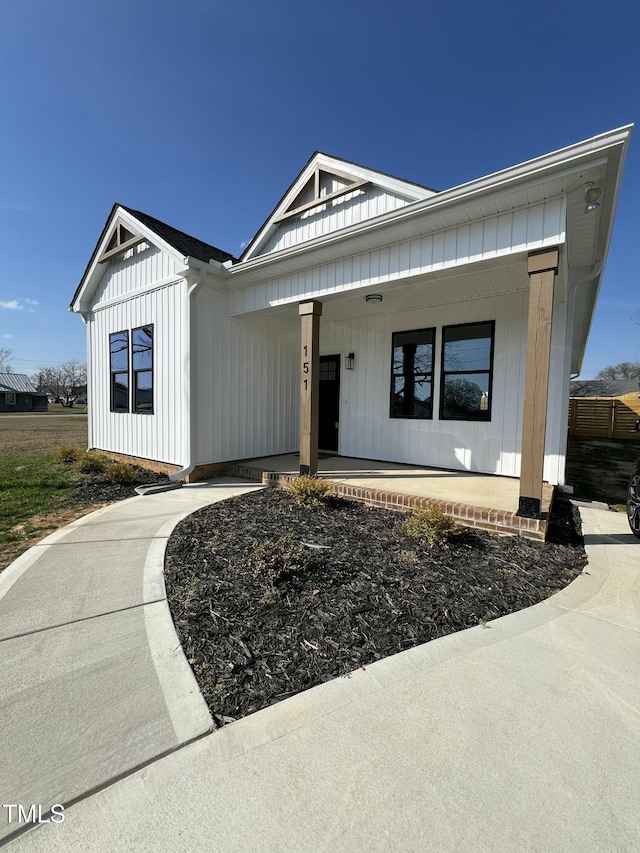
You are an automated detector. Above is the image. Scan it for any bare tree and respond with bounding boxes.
[35,361,87,405]
[0,347,13,372]
[595,362,640,381]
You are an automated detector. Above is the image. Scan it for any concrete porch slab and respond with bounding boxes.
[225,454,554,539]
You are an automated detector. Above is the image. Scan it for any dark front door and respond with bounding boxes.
[318,355,340,452]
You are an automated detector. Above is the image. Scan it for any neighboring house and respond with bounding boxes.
[70,126,632,519]
[0,373,48,412]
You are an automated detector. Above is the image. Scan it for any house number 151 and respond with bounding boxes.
[303,345,309,389]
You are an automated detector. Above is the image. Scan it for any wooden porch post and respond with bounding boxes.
[518,247,560,518]
[299,300,322,475]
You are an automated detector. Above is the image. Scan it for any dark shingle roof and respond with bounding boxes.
[0,372,38,393]
[120,206,236,264]
[570,379,639,398]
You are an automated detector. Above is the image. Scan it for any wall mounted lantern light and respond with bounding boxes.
[345,352,355,370]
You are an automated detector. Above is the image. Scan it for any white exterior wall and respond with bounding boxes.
[192,286,298,463]
[92,244,176,307]
[88,278,188,465]
[316,286,571,484]
[319,290,530,478]
[257,187,412,256]
[230,198,565,315]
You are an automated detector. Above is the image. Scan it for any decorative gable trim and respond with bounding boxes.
[273,166,370,223]
[241,152,437,262]
[71,206,188,313]
[98,217,146,264]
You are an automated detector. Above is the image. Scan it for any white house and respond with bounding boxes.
[70,126,631,519]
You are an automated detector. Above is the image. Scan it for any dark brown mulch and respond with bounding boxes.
[164,489,587,726]
[73,467,170,503]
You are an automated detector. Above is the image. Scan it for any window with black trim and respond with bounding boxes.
[109,331,129,412]
[132,324,153,413]
[440,321,494,421]
[390,327,435,419]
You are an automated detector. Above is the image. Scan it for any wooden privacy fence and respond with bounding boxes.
[568,395,640,438]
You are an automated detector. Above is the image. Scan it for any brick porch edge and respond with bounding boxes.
[223,463,552,541]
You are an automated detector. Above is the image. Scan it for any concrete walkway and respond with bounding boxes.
[2,494,640,851]
[0,479,262,846]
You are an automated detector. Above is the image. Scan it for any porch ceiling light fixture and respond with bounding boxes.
[365,293,383,303]
[345,352,355,370]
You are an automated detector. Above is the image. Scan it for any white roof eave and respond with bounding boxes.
[229,125,632,286]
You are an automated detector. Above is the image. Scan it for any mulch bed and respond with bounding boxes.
[164,489,587,726]
[73,467,170,503]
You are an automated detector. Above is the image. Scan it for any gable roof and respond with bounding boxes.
[119,207,236,265]
[570,379,639,398]
[240,151,438,261]
[0,373,38,393]
[69,202,235,311]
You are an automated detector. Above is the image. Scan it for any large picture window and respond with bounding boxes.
[390,327,435,419]
[132,325,153,413]
[109,331,129,412]
[440,321,494,421]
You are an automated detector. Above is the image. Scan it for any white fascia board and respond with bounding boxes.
[230,125,632,284]
[71,206,188,313]
[567,128,632,368]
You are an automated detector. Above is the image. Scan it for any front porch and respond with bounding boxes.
[224,454,555,540]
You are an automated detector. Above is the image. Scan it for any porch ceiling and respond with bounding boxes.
[254,255,538,324]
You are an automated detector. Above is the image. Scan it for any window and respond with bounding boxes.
[109,330,129,412]
[6,392,16,406]
[132,325,153,413]
[390,327,435,419]
[440,321,494,421]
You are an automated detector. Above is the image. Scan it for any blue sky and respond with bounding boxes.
[0,0,638,378]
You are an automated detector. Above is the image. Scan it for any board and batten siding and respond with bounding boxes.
[256,186,413,256]
[230,198,566,315]
[318,288,569,484]
[192,286,299,464]
[88,279,188,465]
[92,244,177,308]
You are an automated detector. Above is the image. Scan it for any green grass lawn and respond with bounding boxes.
[0,414,90,570]
[0,454,78,546]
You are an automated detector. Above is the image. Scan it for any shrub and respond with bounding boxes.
[74,452,110,474]
[400,502,460,548]
[108,463,138,485]
[286,475,331,507]
[52,444,83,464]
[247,536,309,586]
